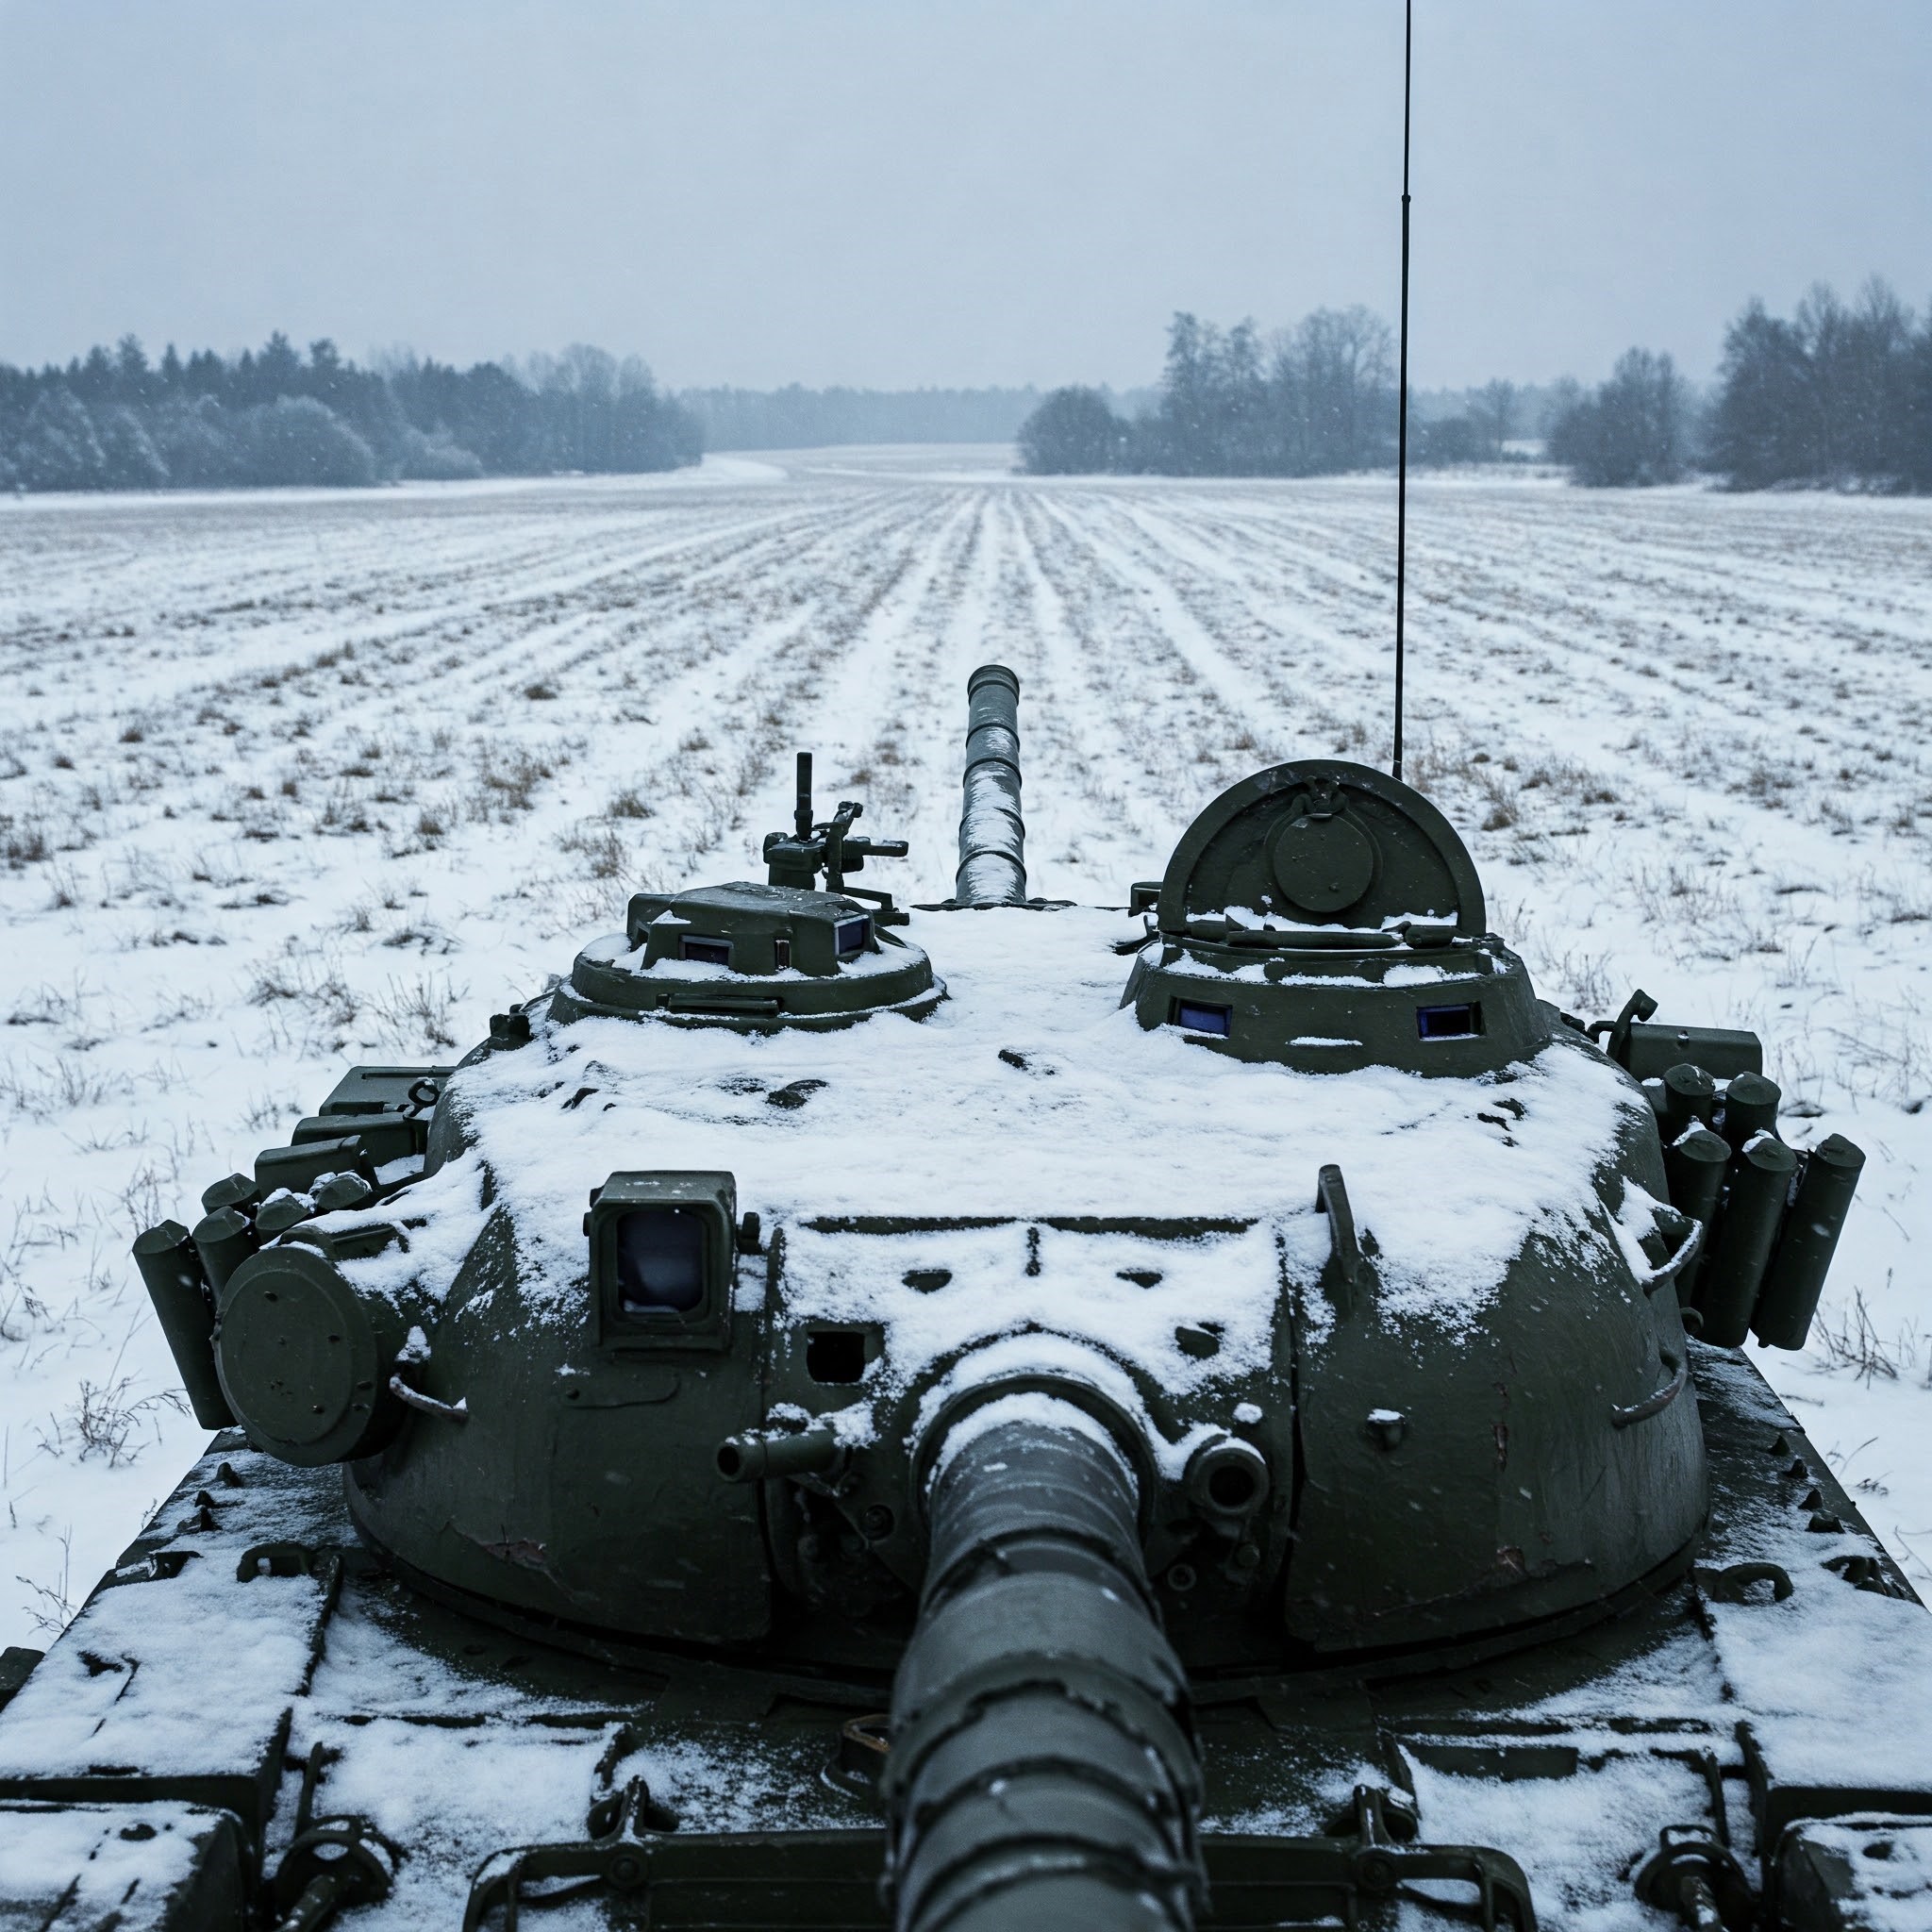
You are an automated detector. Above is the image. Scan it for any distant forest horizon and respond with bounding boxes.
[4,276,1925,493]
[0,338,1093,489]
[1022,276,1932,493]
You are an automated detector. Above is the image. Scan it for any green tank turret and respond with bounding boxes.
[0,666,1924,1932]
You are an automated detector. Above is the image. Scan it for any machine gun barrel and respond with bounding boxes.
[794,751,814,840]
[884,1404,1205,1931]
[955,663,1028,907]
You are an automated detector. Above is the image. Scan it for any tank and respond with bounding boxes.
[1,664,1926,1932]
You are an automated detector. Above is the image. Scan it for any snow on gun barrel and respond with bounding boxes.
[954,662,1028,907]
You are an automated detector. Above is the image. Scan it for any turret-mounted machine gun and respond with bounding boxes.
[762,751,912,924]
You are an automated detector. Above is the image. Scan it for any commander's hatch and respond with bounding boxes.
[1123,759,1551,1074]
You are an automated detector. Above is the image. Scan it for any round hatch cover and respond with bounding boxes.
[1267,802,1378,914]
[1157,759,1486,935]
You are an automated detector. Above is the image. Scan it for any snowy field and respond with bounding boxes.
[1,444,1928,1650]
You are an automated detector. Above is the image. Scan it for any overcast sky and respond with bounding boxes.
[1,1,1925,391]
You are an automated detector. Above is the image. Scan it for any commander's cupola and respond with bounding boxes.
[1122,759,1555,1075]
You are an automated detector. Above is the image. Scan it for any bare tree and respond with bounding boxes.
[1017,388,1127,475]
[1473,379,1517,458]
[1548,350,1690,487]
[1709,278,1924,489]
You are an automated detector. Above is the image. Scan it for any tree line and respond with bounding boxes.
[0,335,702,491]
[1706,279,1930,490]
[1022,308,1405,478]
[1541,280,1932,489]
[1023,278,1932,491]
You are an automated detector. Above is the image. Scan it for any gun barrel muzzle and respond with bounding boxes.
[955,663,1028,907]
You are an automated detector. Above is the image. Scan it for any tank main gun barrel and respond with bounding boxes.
[955,663,1028,907]
[884,1404,1205,1931]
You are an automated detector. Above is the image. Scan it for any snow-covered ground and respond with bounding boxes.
[2,445,1927,1650]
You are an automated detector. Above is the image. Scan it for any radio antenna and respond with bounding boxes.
[1391,0,1413,782]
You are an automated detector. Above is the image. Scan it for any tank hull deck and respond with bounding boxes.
[2,1344,1928,1928]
